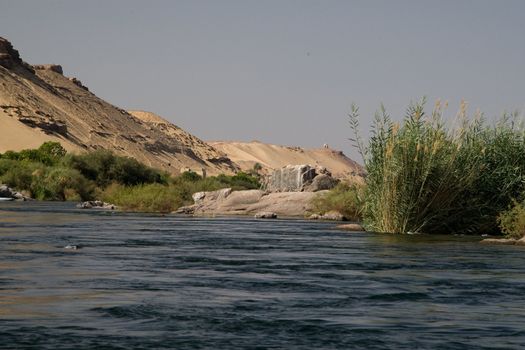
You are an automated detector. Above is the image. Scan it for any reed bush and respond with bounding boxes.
[351,99,525,234]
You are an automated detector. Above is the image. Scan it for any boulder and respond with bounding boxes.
[0,37,22,68]
[77,201,117,210]
[175,205,196,214]
[309,210,346,221]
[305,173,339,192]
[33,64,63,74]
[245,191,320,217]
[336,223,365,232]
[0,184,31,201]
[192,191,207,204]
[203,188,232,202]
[254,211,277,219]
[176,188,324,217]
[0,184,13,198]
[266,164,317,192]
[266,164,339,193]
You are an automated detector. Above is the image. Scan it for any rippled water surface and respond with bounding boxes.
[1,201,525,349]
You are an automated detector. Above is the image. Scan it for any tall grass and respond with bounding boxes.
[102,183,186,213]
[102,171,262,213]
[351,99,525,234]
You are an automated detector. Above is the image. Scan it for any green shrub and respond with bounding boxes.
[179,170,202,182]
[498,200,525,239]
[30,167,95,201]
[214,172,260,190]
[64,150,165,187]
[350,99,525,234]
[0,160,44,192]
[102,183,186,213]
[1,142,261,208]
[311,183,364,221]
[0,142,66,166]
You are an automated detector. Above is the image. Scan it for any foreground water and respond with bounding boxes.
[1,202,524,349]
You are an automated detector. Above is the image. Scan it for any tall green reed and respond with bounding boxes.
[351,99,525,234]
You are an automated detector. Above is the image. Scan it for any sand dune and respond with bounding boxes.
[209,141,364,179]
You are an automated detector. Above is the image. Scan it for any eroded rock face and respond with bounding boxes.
[305,173,340,192]
[0,105,68,136]
[267,165,316,192]
[0,37,22,68]
[33,64,63,74]
[266,164,339,192]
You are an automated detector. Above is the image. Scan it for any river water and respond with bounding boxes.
[0,201,524,349]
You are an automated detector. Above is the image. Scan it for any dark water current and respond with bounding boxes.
[1,201,524,349]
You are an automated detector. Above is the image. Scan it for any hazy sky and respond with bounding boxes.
[1,0,524,162]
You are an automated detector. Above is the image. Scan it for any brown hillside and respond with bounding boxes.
[209,140,364,180]
[0,37,237,175]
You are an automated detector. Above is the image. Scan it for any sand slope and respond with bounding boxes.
[209,141,364,179]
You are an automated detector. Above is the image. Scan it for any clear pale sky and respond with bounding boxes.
[1,0,524,162]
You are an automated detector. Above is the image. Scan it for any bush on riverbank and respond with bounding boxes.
[63,150,168,187]
[350,99,525,234]
[0,142,261,209]
[311,183,364,221]
[498,200,525,239]
[0,142,168,201]
[102,171,261,213]
[101,183,185,213]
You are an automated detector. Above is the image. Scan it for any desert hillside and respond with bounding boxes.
[0,37,237,175]
[0,36,363,179]
[209,141,364,179]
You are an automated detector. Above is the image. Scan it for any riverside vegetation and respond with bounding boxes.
[0,142,260,212]
[342,98,525,237]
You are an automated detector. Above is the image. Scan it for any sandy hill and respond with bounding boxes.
[209,141,364,179]
[0,36,362,180]
[0,37,237,175]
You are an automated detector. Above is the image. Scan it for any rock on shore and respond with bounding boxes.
[480,237,525,246]
[77,201,117,210]
[265,164,339,192]
[176,188,323,217]
[0,184,31,201]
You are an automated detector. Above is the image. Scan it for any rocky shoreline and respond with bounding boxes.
[0,184,32,201]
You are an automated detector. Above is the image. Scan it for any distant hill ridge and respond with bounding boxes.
[0,36,362,179]
[0,37,237,175]
[209,141,364,179]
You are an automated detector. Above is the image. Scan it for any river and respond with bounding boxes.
[1,201,524,349]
